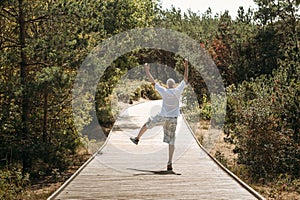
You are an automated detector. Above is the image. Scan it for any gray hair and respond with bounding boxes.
[166,78,175,88]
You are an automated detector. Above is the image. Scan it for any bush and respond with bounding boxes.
[140,83,161,100]
[0,169,30,200]
[225,66,300,179]
[129,82,162,102]
[114,80,161,103]
[199,94,211,120]
[97,80,161,130]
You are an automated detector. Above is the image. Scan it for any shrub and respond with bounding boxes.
[225,66,300,179]
[114,80,161,103]
[139,82,161,100]
[199,94,211,120]
[0,169,29,200]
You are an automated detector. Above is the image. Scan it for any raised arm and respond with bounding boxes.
[144,63,155,84]
[183,58,189,83]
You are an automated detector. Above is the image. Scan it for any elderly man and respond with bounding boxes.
[130,59,189,171]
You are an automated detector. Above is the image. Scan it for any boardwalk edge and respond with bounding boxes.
[182,115,266,200]
[47,132,112,200]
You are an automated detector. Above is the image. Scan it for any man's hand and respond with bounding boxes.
[144,63,150,71]
[184,58,188,68]
[144,63,155,84]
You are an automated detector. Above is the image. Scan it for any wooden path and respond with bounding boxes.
[48,100,265,200]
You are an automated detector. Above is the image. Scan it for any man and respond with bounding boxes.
[130,59,188,171]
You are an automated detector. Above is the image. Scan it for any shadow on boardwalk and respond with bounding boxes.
[128,168,182,176]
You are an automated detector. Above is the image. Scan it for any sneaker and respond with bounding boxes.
[167,162,173,171]
[130,137,139,145]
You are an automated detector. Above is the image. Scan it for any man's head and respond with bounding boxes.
[166,78,175,88]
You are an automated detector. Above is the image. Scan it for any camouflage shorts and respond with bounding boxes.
[145,115,178,145]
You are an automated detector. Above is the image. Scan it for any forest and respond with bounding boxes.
[0,0,299,199]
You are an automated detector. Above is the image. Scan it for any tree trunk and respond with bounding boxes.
[18,0,32,174]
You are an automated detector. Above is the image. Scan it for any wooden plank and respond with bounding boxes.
[48,100,265,200]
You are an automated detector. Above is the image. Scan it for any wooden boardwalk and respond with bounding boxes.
[49,100,265,200]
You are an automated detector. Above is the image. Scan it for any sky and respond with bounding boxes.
[159,0,258,18]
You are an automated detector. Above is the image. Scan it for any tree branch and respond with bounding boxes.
[26,15,50,23]
[2,8,17,18]
[27,62,49,67]
[0,11,16,22]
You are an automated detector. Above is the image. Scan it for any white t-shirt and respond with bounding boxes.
[155,80,186,117]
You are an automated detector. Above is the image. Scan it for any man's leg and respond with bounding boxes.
[130,124,148,145]
[136,124,147,140]
[168,144,175,164]
[164,119,177,171]
[131,115,163,145]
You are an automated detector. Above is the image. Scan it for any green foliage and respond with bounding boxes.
[0,0,160,178]
[181,85,201,122]
[223,0,300,181]
[225,64,300,179]
[114,79,161,102]
[0,169,29,200]
[0,0,95,175]
[186,93,226,128]
[139,83,162,100]
[0,0,299,198]
[199,94,211,120]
